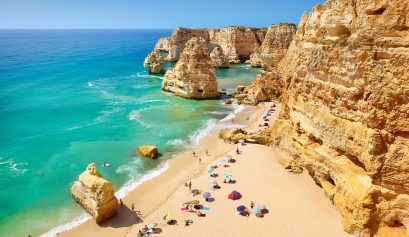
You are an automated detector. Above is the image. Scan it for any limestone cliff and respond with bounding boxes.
[162,37,219,99]
[208,27,260,63]
[166,28,209,61]
[164,27,264,63]
[210,46,230,68]
[249,24,297,68]
[252,0,409,236]
[71,163,119,224]
[143,50,166,74]
[154,37,170,51]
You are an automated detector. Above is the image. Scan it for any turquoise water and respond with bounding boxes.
[0,29,261,237]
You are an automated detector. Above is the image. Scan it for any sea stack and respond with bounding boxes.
[249,24,297,68]
[143,50,166,74]
[162,37,219,99]
[210,46,230,68]
[252,0,409,235]
[70,163,119,224]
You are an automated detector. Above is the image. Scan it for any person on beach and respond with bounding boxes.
[131,204,134,211]
[193,150,196,157]
[236,147,240,154]
[251,201,254,209]
[188,181,192,192]
[119,199,123,206]
[199,157,201,164]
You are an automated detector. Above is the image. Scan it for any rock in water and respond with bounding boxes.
[162,37,219,99]
[253,0,409,235]
[249,24,296,68]
[137,145,158,159]
[154,37,171,52]
[210,46,229,68]
[70,163,119,224]
[143,50,166,74]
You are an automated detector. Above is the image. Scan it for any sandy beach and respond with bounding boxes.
[60,102,351,237]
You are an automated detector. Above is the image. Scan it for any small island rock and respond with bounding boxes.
[143,50,166,74]
[70,163,119,224]
[137,145,158,159]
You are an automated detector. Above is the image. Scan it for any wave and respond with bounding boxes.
[128,110,152,128]
[0,157,28,176]
[41,161,170,237]
[136,71,164,80]
[166,139,186,146]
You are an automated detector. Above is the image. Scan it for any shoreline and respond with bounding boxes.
[58,100,350,237]
[45,102,266,236]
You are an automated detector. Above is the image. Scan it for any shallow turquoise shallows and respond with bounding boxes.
[0,29,261,237]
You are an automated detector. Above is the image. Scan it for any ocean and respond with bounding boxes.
[0,29,261,237]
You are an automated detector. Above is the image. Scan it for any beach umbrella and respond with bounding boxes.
[148,223,158,229]
[207,168,214,173]
[224,154,232,159]
[228,191,242,200]
[219,159,226,163]
[256,204,266,210]
[238,139,245,144]
[236,205,246,212]
[164,214,173,221]
[203,192,211,199]
[252,207,261,214]
[224,173,232,180]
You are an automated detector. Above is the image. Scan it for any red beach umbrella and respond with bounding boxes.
[228,191,242,200]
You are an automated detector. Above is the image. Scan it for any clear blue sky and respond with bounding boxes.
[0,0,325,29]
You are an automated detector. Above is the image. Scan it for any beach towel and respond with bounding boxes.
[202,207,210,211]
[181,207,187,211]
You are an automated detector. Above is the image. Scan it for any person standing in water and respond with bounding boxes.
[188,181,192,192]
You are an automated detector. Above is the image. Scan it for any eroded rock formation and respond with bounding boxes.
[162,37,219,99]
[143,50,166,74]
[71,163,119,224]
[247,0,409,236]
[163,27,266,63]
[137,145,158,159]
[154,37,170,51]
[249,24,297,68]
[210,46,230,68]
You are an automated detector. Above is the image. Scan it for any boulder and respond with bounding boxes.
[70,163,119,224]
[137,145,158,159]
[162,37,219,99]
[143,50,165,74]
[218,128,248,144]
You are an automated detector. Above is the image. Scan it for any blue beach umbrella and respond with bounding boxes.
[207,168,214,173]
[252,207,261,214]
[236,205,246,212]
[203,192,211,199]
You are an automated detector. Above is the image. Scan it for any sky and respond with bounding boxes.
[0,0,325,29]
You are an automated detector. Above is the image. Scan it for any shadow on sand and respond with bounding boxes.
[100,205,143,228]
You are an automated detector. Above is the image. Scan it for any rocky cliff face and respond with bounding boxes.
[154,37,170,51]
[210,46,230,68]
[71,163,119,224]
[164,27,264,63]
[166,28,209,61]
[208,27,261,63]
[249,24,297,68]
[143,50,166,74]
[162,37,219,99]
[257,0,409,236]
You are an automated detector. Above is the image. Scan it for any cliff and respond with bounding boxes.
[210,46,230,68]
[70,163,119,224]
[162,37,219,99]
[163,27,266,63]
[143,50,166,74]
[250,0,409,236]
[249,24,297,68]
